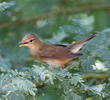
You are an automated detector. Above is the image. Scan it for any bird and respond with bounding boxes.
[19,33,96,69]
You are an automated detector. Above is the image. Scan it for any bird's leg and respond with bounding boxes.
[61,64,65,69]
[64,61,74,68]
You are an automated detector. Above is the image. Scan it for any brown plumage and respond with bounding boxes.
[19,33,96,69]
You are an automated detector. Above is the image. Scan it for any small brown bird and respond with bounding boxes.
[19,33,96,69]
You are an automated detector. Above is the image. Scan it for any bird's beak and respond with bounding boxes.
[19,41,28,47]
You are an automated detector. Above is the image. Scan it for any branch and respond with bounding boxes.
[34,73,110,89]
[82,73,110,79]
[0,4,110,29]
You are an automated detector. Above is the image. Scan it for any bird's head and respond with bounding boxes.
[19,34,41,48]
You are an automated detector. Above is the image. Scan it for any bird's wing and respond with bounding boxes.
[39,45,82,59]
[54,44,67,47]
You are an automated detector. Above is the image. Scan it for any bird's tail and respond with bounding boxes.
[69,33,97,53]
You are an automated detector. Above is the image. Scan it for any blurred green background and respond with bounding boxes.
[0,0,110,100]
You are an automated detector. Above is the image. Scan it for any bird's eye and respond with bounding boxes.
[30,40,33,42]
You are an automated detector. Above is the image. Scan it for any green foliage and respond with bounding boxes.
[0,62,109,100]
[0,1,15,12]
[0,0,110,100]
